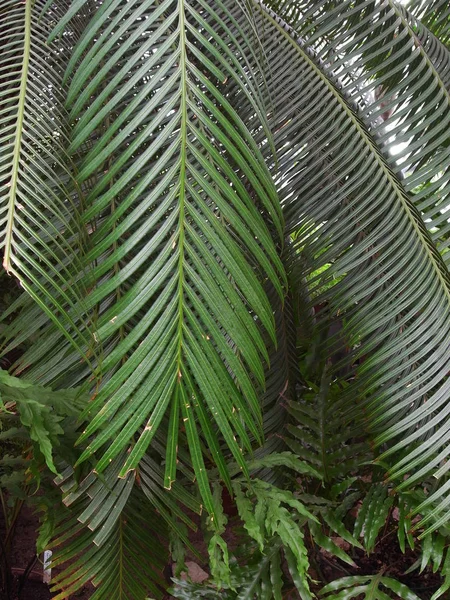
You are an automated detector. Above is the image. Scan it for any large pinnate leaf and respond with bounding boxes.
[239,1,450,528]
[5,3,450,597]
[0,0,96,362]
[263,0,450,263]
[50,463,168,600]
[17,0,287,521]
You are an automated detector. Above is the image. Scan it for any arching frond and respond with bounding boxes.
[243,0,450,528]
[50,466,168,600]
[25,0,288,522]
[262,0,450,265]
[0,0,97,362]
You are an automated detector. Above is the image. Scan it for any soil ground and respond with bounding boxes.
[0,506,92,600]
[1,507,444,599]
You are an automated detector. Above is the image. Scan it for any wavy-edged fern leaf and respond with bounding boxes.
[353,484,394,554]
[0,368,85,476]
[232,477,315,598]
[320,573,421,600]
[284,369,371,482]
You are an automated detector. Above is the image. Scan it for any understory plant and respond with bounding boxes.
[2,0,450,598]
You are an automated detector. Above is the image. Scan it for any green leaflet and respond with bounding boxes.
[320,574,421,600]
[17,400,62,475]
[247,451,323,480]
[233,482,265,552]
[397,494,415,553]
[208,534,232,591]
[309,521,356,567]
[354,484,394,554]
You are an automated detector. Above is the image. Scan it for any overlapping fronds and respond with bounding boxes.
[262,0,450,264]
[2,0,288,522]
[50,461,168,600]
[0,0,97,363]
[234,0,450,529]
[4,0,450,597]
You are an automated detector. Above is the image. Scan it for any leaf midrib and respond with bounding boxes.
[258,0,450,309]
[175,0,188,383]
[3,0,31,272]
[392,0,450,108]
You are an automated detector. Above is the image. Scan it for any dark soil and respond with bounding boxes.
[1,506,92,600]
[314,532,443,600]
[1,506,444,599]
[354,539,442,598]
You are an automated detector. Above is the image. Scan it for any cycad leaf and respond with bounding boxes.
[51,461,167,600]
[0,0,96,364]
[242,0,450,528]
[32,0,289,521]
[264,0,450,263]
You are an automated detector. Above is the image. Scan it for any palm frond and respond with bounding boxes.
[0,0,97,363]
[50,460,168,600]
[2,0,289,522]
[261,0,450,265]
[59,0,287,522]
[236,0,450,529]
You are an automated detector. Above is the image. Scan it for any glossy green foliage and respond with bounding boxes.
[2,0,287,525]
[0,369,84,478]
[353,484,393,554]
[320,573,421,600]
[2,0,450,598]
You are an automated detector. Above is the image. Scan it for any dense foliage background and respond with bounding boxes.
[2,0,450,598]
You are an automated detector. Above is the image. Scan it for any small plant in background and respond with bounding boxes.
[0,369,86,597]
